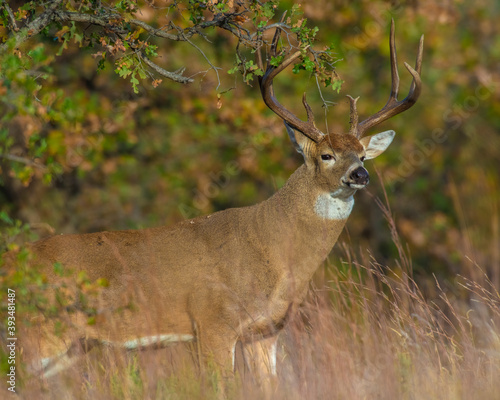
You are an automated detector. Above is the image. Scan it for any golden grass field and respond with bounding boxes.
[7,201,499,400]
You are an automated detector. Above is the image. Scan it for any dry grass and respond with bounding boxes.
[11,256,500,399]
[6,198,500,400]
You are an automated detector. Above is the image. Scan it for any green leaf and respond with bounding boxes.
[244,60,255,69]
[303,58,315,72]
[331,79,344,93]
[0,211,14,225]
[270,55,284,67]
[253,68,264,77]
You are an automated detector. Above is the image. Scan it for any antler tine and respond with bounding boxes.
[256,12,285,86]
[408,33,424,94]
[355,20,424,138]
[347,95,360,136]
[388,19,400,104]
[258,21,323,143]
[256,12,287,72]
[268,12,285,64]
[302,93,315,124]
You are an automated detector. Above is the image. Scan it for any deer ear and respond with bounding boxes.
[360,130,395,160]
[284,122,311,158]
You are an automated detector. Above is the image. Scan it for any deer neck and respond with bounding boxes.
[254,164,353,286]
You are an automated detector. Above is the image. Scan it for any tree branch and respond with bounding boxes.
[140,55,193,84]
[55,11,124,31]
[128,19,185,41]
[0,154,48,171]
[53,12,194,83]
[0,3,297,86]
[1,1,18,31]
[56,11,250,42]
[172,25,221,88]
[0,0,64,53]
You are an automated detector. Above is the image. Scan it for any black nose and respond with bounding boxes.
[349,167,369,186]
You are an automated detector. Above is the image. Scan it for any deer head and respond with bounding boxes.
[256,19,423,205]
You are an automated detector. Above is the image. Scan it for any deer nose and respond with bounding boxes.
[349,166,370,186]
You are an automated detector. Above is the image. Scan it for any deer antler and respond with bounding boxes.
[349,19,424,138]
[257,13,324,143]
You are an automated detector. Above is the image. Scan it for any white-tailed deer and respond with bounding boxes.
[2,21,423,384]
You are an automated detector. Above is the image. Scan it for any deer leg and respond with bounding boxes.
[35,337,100,379]
[193,321,238,397]
[199,334,236,375]
[40,351,77,378]
[242,335,279,388]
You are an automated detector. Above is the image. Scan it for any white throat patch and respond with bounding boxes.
[314,193,354,220]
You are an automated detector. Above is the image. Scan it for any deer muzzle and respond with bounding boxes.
[344,166,370,189]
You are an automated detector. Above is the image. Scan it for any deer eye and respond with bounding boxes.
[321,154,335,161]
[360,156,366,162]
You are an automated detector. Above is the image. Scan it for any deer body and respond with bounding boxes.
[3,20,423,385]
[17,160,356,372]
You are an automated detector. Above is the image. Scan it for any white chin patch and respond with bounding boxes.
[349,183,366,190]
[314,194,354,220]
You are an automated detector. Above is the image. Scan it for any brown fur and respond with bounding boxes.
[2,131,387,380]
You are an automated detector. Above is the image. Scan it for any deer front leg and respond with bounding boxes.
[194,320,238,397]
[200,335,236,376]
[242,335,278,387]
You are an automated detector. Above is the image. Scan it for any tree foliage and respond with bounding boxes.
[0,0,499,288]
[0,0,337,86]
[0,0,340,193]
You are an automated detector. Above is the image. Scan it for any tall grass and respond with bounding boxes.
[6,202,500,400]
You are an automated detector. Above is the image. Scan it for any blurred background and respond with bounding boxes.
[1,0,499,298]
